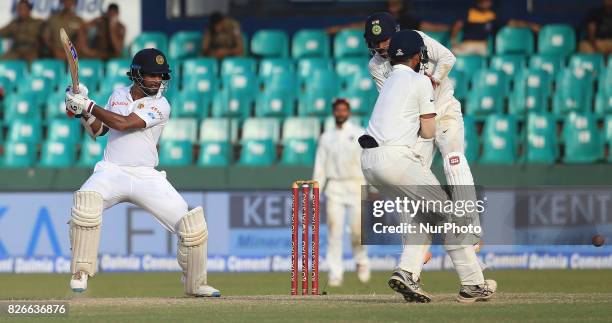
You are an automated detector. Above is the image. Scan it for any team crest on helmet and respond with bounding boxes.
[372,24,382,35]
[396,49,404,56]
[155,55,165,65]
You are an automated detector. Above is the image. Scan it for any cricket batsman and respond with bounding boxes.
[313,98,370,287]
[63,48,220,297]
[359,30,496,303]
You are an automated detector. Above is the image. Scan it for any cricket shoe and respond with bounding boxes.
[456,279,497,303]
[70,271,88,293]
[357,264,371,283]
[191,285,221,297]
[181,276,221,297]
[328,276,343,287]
[388,270,431,303]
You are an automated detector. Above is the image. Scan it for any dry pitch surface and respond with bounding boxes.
[1,270,611,322]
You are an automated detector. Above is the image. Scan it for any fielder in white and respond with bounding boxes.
[313,99,370,287]
[359,29,496,303]
[364,12,485,265]
[63,48,220,297]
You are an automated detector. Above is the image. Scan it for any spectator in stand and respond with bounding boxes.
[42,0,87,60]
[388,0,449,32]
[579,0,612,54]
[0,0,44,62]
[326,0,448,35]
[451,0,540,56]
[81,3,125,60]
[201,12,244,58]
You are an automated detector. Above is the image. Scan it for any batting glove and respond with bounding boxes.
[65,90,96,118]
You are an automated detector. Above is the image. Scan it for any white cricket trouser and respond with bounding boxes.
[325,180,368,280]
[361,145,484,285]
[80,161,188,233]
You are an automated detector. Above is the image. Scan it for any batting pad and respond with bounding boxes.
[443,153,481,250]
[70,191,103,276]
[177,206,209,295]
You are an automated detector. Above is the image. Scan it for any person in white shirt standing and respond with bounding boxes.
[63,48,220,297]
[313,98,370,287]
[360,30,496,303]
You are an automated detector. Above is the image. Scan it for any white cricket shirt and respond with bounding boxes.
[368,30,457,110]
[102,86,170,167]
[366,64,435,147]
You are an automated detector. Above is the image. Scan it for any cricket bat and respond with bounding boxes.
[59,27,79,117]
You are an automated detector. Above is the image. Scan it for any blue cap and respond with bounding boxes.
[128,48,171,80]
[388,30,425,60]
[363,12,399,45]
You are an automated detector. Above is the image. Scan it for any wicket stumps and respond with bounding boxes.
[291,180,320,296]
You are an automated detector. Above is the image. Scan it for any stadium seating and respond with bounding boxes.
[281,117,320,165]
[463,115,479,162]
[562,113,603,163]
[489,54,526,79]
[263,71,298,93]
[198,142,231,166]
[158,140,193,166]
[292,29,330,58]
[46,119,81,144]
[171,91,210,119]
[471,69,510,97]
[526,113,557,164]
[605,116,612,162]
[130,32,169,56]
[553,68,594,115]
[1,141,35,168]
[529,54,564,78]
[199,118,239,143]
[259,58,295,79]
[239,139,276,166]
[211,90,252,119]
[335,57,369,84]
[495,27,534,55]
[0,60,27,82]
[106,58,131,78]
[223,72,258,101]
[537,24,576,57]
[455,55,486,82]
[161,118,198,142]
[182,58,218,79]
[509,68,551,115]
[39,140,75,168]
[298,91,335,117]
[466,86,504,116]
[78,136,107,167]
[76,59,104,91]
[447,70,468,101]
[182,73,218,98]
[251,29,289,58]
[99,75,131,94]
[333,29,368,58]
[568,53,605,79]
[255,89,295,117]
[242,117,280,142]
[17,75,51,96]
[221,57,257,76]
[305,69,340,94]
[3,93,42,121]
[297,57,333,82]
[480,114,518,164]
[169,31,202,59]
[30,59,65,86]
[0,75,14,93]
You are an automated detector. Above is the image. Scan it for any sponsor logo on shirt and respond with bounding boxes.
[110,100,129,107]
[449,156,460,165]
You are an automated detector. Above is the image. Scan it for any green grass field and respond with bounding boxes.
[1,270,611,322]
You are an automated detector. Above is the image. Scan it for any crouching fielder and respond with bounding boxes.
[64,48,220,297]
[359,31,495,303]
